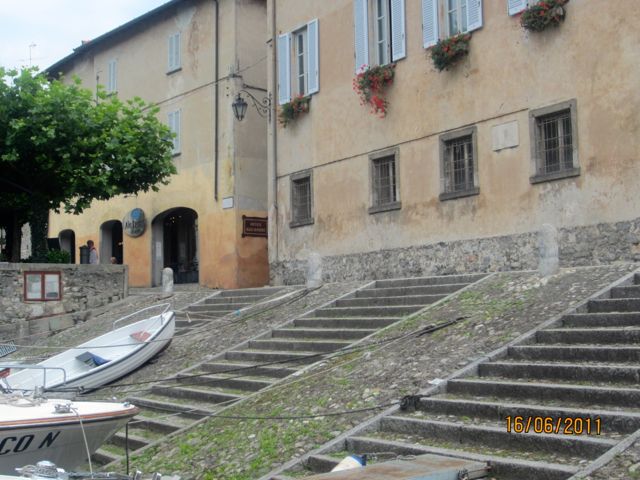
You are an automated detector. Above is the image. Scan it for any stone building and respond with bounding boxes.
[47,0,270,289]
[267,0,640,284]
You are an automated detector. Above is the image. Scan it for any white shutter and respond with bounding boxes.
[422,0,439,48]
[354,0,369,73]
[169,110,181,153]
[466,0,483,32]
[108,60,117,93]
[508,0,527,15]
[168,36,175,70]
[277,33,291,105]
[307,19,319,95]
[390,0,406,61]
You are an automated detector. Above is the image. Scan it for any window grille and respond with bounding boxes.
[444,135,474,193]
[372,155,397,207]
[536,110,573,174]
[292,176,312,224]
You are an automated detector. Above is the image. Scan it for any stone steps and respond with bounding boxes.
[293,317,399,329]
[103,274,484,473]
[271,327,376,341]
[334,294,446,307]
[343,436,578,480]
[479,360,640,384]
[176,372,274,392]
[373,274,487,288]
[561,312,640,328]
[355,283,467,298]
[271,271,640,480]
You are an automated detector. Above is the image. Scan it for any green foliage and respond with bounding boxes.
[46,249,71,264]
[279,95,310,127]
[520,0,568,32]
[0,67,176,252]
[430,34,471,72]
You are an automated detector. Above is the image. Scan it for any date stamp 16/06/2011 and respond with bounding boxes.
[505,416,602,435]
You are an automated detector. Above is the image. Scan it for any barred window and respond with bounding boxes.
[529,100,579,183]
[439,126,478,201]
[443,135,474,194]
[371,155,397,207]
[290,174,313,227]
[536,110,573,174]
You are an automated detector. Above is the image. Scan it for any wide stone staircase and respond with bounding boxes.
[274,273,640,480]
[174,286,284,336]
[94,274,486,468]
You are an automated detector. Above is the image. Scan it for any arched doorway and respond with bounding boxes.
[152,208,199,286]
[58,230,76,264]
[100,220,123,264]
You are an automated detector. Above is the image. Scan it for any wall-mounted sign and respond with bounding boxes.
[242,216,268,238]
[123,208,146,237]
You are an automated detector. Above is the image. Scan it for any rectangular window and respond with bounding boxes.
[278,19,319,105]
[439,126,479,201]
[447,0,468,35]
[354,0,406,72]
[369,149,401,213]
[24,272,61,302]
[529,99,579,183]
[290,172,313,227]
[107,59,117,94]
[168,32,181,72]
[421,0,483,48]
[168,110,181,155]
[444,135,474,192]
[293,28,308,96]
[374,0,390,65]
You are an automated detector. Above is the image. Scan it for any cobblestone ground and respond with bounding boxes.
[584,440,640,479]
[125,264,639,479]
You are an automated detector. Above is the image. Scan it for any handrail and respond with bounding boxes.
[0,364,67,390]
[112,303,171,330]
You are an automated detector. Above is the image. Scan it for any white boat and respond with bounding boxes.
[0,396,138,474]
[3,305,175,394]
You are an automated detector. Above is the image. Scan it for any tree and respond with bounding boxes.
[0,67,176,262]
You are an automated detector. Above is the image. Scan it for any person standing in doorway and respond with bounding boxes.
[87,240,99,264]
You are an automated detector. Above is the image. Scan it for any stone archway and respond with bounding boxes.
[58,229,76,264]
[151,208,199,286]
[99,220,123,264]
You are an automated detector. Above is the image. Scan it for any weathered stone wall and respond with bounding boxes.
[0,263,127,339]
[271,219,640,285]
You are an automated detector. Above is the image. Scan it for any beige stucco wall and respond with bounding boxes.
[49,0,269,289]
[269,0,640,263]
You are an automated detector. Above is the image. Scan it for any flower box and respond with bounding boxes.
[430,34,471,72]
[521,0,568,32]
[352,64,396,118]
[279,95,311,127]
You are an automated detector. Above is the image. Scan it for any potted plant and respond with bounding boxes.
[430,34,472,72]
[352,63,396,118]
[279,95,311,127]
[520,0,568,32]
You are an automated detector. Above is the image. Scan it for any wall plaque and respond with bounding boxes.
[123,208,146,237]
[242,216,268,238]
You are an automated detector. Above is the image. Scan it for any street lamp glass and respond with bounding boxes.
[232,95,248,121]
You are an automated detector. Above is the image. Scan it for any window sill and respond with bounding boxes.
[530,167,580,185]
[172,151,181,157]
[290,218,314,229]
[368,201,402,215]
[439,187,479,202]
[166,67,182,76]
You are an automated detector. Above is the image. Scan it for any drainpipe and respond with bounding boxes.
[270,0,279,263]
[214,0,220,201]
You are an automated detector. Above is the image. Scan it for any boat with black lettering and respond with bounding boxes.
[1,304,175,394]
[0,395,138,474]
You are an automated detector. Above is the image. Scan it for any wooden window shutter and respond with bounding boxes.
[466,0,483,32]
[508,0,528,16]
[390,0,406,61]
[277,33,291,105]
[422,0,439,48]
[307,19,320,94]
[354,0,369,73]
